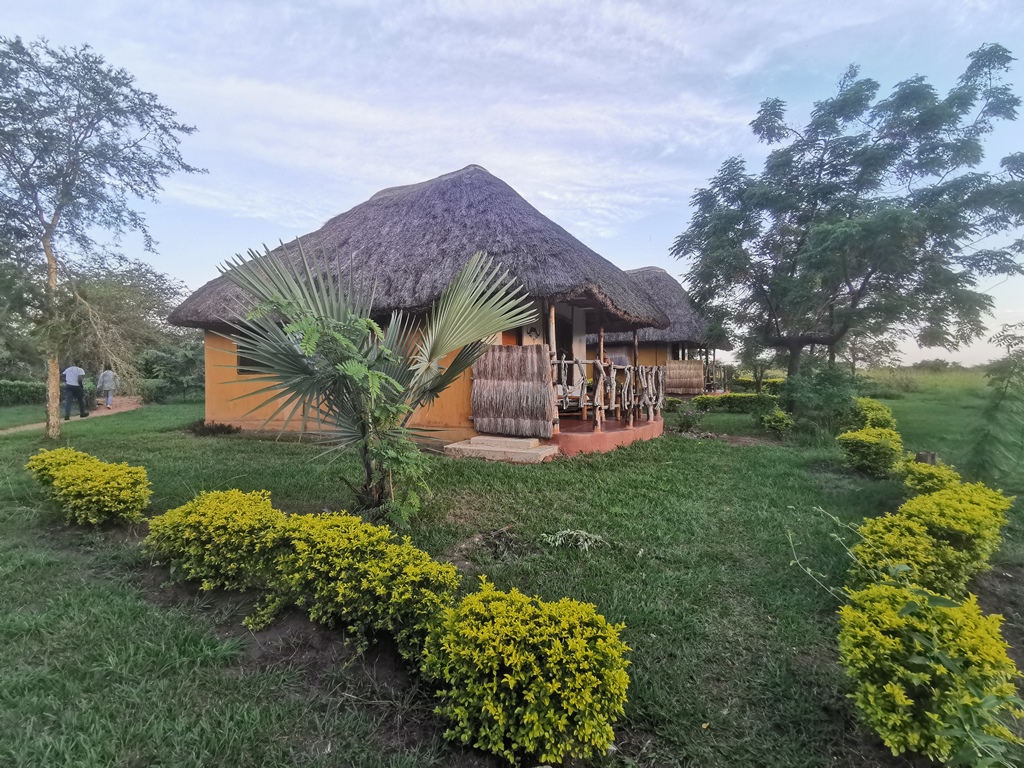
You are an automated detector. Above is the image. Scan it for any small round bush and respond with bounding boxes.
[422,578,630,764]
[852,397,897,430]
[838,583,1022,762]
[144,489,287,591]
[836,427,903,477]
[896,483,1012,577]
[896,456,962,496]
[760,408,794,435]
[24,447,93,486]
[849,514,968,596]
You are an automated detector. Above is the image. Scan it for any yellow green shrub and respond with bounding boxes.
[836,427,903,476]
[852,397,897,430]
[24,447,93,486]
[264,512,460,661]
[897,483,1012,579]
[421,578,630,764]
[838,583,1023,762]
[895,455,962,496]
[849,514,970,596]
[49,458,152,525]
[144,490,287,591]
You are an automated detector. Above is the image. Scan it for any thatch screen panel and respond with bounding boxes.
[472,344,557,439]
[665,359,704,395]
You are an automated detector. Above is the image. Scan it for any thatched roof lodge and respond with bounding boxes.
[170,165,667,333]
[171,165,671,455]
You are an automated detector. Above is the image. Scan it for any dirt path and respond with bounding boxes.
[0,396,144,436]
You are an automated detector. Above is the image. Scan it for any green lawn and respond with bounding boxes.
[0,389,1017,767]
[0,404,46,430]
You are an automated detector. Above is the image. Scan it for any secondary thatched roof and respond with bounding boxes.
[169,165,669,333]
[586,266,727,349]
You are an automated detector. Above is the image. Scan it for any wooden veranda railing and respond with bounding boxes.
[552,356,665,432]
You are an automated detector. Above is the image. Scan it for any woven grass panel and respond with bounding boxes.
[665,359,704,395]
[472,344,557,439]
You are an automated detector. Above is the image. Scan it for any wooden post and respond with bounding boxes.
[548,302,557,359]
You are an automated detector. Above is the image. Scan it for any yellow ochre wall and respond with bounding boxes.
[203,331,477,432]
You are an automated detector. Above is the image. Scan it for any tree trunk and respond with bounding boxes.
[42,234,61,440]
[828,346,836,366]
[787,345,803,377]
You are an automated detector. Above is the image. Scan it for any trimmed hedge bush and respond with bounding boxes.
[145,493,460,661]
[422,578,630,764]
[0,379,47,406]
[692,392,779,414]
[25,448,151,525]
[145,489,286,591]
[838,584,1023,762]
[269,512,461,660]
[896,456,962,495]
[24,447,93,486]
[897,483,1012,577]
[836,427,903,476]
[851,397,897,430]
[731,376,785,394]
[850,513,969,596]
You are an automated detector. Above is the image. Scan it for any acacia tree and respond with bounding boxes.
[0,36,202,437]
[673,44,1024,376]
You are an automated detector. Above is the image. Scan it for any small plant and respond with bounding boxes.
[186,419,242,436]
[760,408,794,435]
[663,397,684,413]
[422,578,630,764]
[836,427,903,477]
[673,408,705,432]
[540,529,609,551]
[838,583,1023,764]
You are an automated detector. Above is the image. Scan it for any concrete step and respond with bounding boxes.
[444,439,559,464]
[469,436,541,450]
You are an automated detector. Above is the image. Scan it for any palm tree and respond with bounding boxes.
[220,242,536,522]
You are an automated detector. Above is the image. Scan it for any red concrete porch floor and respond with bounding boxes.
[550,416,664,457]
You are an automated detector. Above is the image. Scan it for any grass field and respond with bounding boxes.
[0,404,46,430]
[0,368,1018,767]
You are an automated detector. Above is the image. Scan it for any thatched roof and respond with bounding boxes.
[169,165,669,333]
[586,267,728,349]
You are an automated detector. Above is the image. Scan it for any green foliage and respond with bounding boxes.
[779,361,858,433]
[897,456,963,495]
[225,244,535,524]
[140,341,204,401]
[673,44,1024,373]
[422,578,630,764]
[836,427,903,476]
[966,329,1024,488]
[144,490,286,591]
[851,397,897,430]
[663,396,683,412]
[693,392,779,414]
[25,448,152,524]
[838,584,1023,764]
[132,377,174,404]
[760,408,794,435]
[732,377,785,394]
[185,419,242,436]
[266,512,461,660]
[0,378,46,405]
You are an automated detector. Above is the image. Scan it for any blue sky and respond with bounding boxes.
[7,0,1023,363]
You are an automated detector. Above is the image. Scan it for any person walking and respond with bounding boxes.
[62,361,89,420]
[97,364,119,409]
